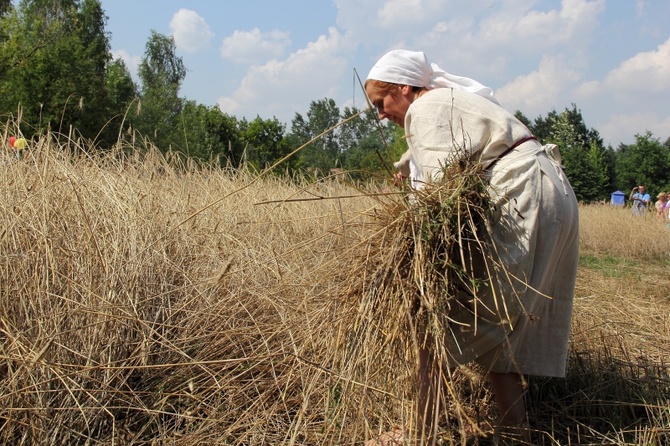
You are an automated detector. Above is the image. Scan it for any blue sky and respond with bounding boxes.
[101,0,670,147]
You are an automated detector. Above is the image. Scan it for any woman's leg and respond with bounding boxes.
[487,372,526,425]
[488,372,530,442]
[365,343,436,445]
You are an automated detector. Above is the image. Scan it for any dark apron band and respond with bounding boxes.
[488,135,538,170]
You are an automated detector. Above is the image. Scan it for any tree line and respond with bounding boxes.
[2,0,669,202]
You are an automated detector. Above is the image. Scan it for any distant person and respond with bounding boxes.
[654,192,667,220]
[629,185,650,216]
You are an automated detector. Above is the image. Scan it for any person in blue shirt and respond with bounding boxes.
[629,185,651,215]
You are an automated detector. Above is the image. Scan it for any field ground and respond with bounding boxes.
[1,144,669,445]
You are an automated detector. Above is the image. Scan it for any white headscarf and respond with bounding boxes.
[366,49,499,105]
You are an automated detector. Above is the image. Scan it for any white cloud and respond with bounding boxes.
[496,35,670,147]
[572,79,601,99]
[598,112,670,146]
[377,0,447,28]
[170,9,214,53]
[377,0,417,27]
[111,49,141,79]
[602,37,670,96]
[334,0,606,85]
[217,96,240,115]
[456,0,606,59]
[635,0,647,17]
[217,27,354,122]
[495,54,583,116]
[576,37,670,145]
[220,28,291,65]
[333,0,383,39]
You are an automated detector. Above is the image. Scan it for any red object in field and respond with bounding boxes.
[9,136,16,148]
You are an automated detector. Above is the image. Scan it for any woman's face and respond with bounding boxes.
[365,84,412,126]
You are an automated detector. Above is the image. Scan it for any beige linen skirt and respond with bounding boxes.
[443,140,579,377]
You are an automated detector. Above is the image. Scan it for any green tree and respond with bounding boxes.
[103,58,138,144]
[132,30,186,152]
[339,107,400,181]
[0,0,113,142]
[72,0,112,140]
[525,104,610,202]
[0,0,11,16]
[513,110,532,129]
[174,101,242,166]
[239,116,292,172]
[601,145,618,194]
[337,105,373,153]
[615,131,670,194]
[137,30,186,89]
[291,98,341,175]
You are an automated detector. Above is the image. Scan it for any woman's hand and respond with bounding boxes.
[392,172,407,187]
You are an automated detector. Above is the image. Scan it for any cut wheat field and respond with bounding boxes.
[1,134,669,445]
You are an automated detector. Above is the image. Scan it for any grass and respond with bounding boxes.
[1,130,669,445]
[579,254,641,278]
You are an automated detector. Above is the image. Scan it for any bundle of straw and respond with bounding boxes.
[328,156,523,439]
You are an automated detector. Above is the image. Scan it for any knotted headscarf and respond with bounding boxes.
[366,49,499,105]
